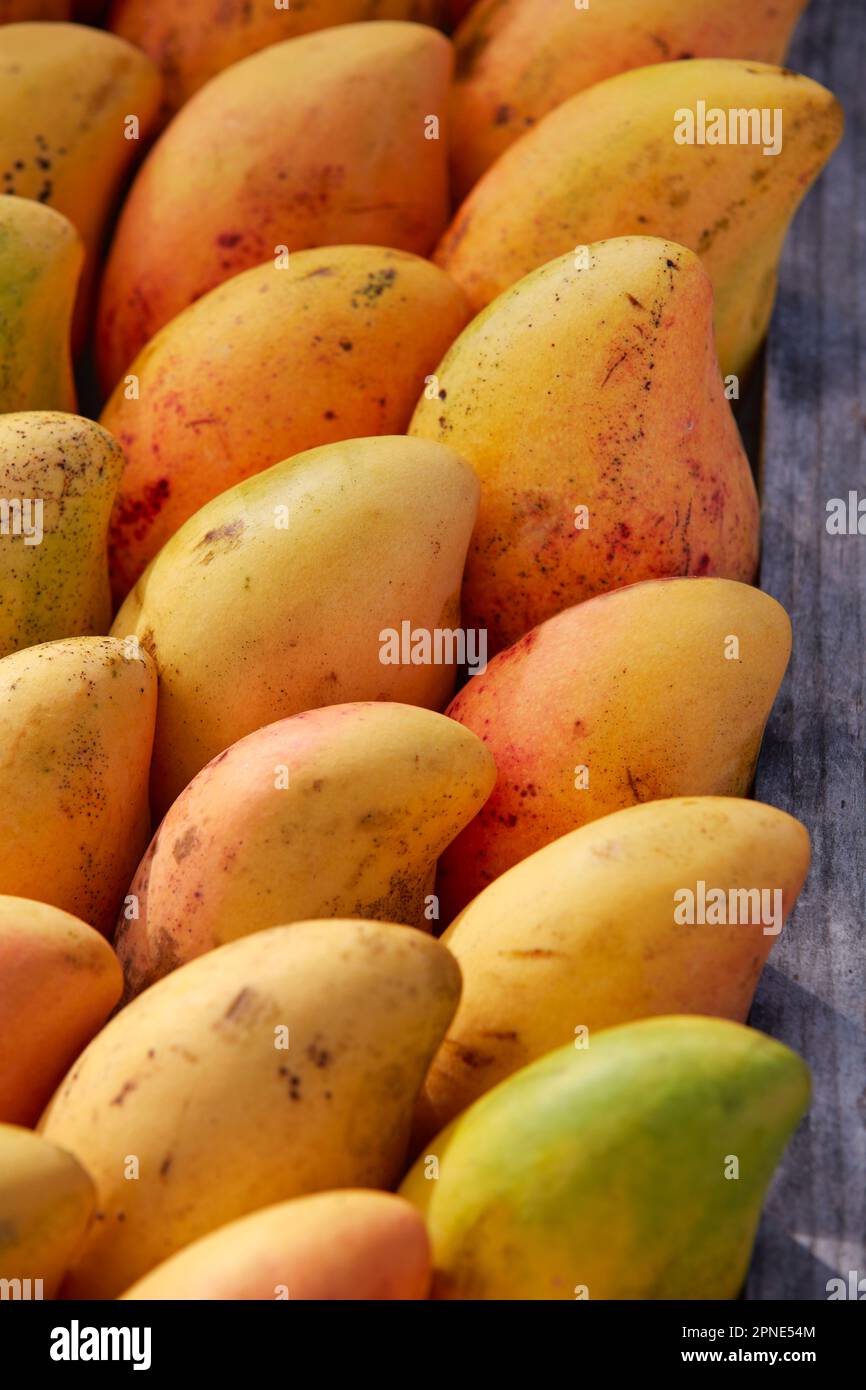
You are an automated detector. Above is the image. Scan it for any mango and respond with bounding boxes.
[0,413,124,657]
[120,1191,431,1300]
[401,1016,810,1299]
[0,1,70,18]
[96,22,452,388]
[0,199,81,413]
[410,238,758,652]
[450,0,807,196]
[40,919,461,1298]
[0,637,156,932]
[437,59,843,376]
[103,246,470,598]
[116,703,495,998]
[0,1123,95,1299]
[0,22,160,351]
[111,436,478,816]
[109,0,443,119]
[0,896,122,1126]
[417,797,810,1139]
[438,577,791,918]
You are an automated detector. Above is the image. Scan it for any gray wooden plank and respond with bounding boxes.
[747,0,866,1300]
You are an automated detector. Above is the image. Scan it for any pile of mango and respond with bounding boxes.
[0,1,842,1300]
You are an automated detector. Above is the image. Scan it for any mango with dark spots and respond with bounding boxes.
[0,199,81,413]
[115,702,495,998]
[111,435,479,816]
[96,22,452,387]
[416,797,809,1139]
[101,246,470,599]
[450,0,807,197]
[0,637,157,931]
[0,1122,95,1298]
[435,59,843,375]
[0,21,161,351]
[0,413,124,657]
[437,578,792,917]
[411,238,759,653]
[401,1016,810,1298]
[0,895,122,1125]
[40,919,461,1298]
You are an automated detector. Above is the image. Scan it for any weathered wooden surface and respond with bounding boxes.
[747,0,866,1300]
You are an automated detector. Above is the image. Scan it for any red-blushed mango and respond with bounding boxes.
[120,1191,431,1300]
[416,797,810,1141]
[438,578,792,919]
[410,239,758,655]
[0,23,160,352]
[0,896,122,1126]
[401,1017,810,1299]
[0,1123,95,1299]
[0,637,156,933]
[450,0,807,197]
[111,436,479,817]
[96,22,453,389]
[115,704,495,997]
[40,920,461,1298]
[108,0,444,119]
[436,60,843,376]
[103,246,470,600]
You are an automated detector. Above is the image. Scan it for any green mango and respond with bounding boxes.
[401,1015,809,1299]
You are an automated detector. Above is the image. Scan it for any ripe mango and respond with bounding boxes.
[0,413,124,657]
[437,59,843,376]
[438,577,791,918]
[0,199,81,413]
[410,238,758,653]
[0,2,70,18]
[0,896,122,1126]
[0,22,161,351]
[40,920,461,1299]
[0,637,156,932]
[109,0,443,119]
[116,703,495,998]
[417,797,810,1139]
[0,1123,95,1299]
[111,436,479,816]
[102,245,470,598]
[401,1016,810,1299]
[450,0,807,196]
[97,22,452,387]
[120,1191,431,1300]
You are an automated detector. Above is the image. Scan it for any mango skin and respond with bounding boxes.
[120,1191,431,1300]
[111,435,479,817]
[437,60,844,376]
[96,22,452,388]
[0,1123,95,1299]
[40,920,462,1299]
[411,238,758,653]
[451,0,808,196]
[0,22,160,352]
[109,0,443,119]
[0,413,124,657]
[0,2,71,16]
[103,246,470,599]
[401,1016,811,1299]
[0,897,122,1126]
[115,703,495,998]
[0,637,157,933]
[417,797,810,1140]
[438,577,792,919]
[0,199,81,413]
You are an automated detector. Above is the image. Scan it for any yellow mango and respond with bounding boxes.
[410,238,759,653]
[417,797,810,1139]
[116,703,495,998]
[111,436,479,816]
[439,577,791,918]
[0,1123,95,1299]
[437,59,843,375]
[0,199,81,413]
[40,920,461,1298]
